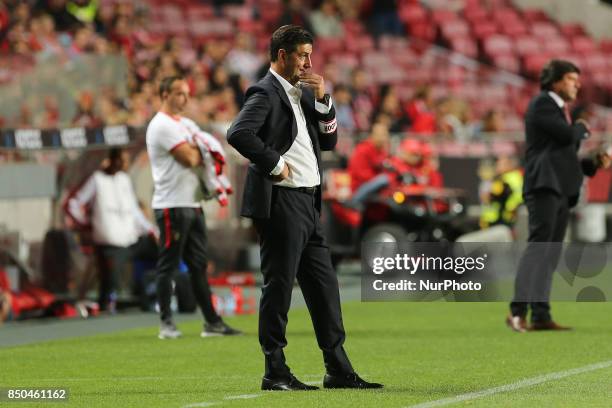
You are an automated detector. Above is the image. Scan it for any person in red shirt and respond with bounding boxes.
[405,85,436,135]
[347,122,391,206]
[389,139,443,188]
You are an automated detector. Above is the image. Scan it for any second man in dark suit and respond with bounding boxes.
[507,59,610,332]
[227,25,382,391]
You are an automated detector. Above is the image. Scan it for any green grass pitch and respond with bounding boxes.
[2,302,612,407]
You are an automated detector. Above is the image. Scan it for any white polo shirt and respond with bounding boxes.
[146,111,200,209]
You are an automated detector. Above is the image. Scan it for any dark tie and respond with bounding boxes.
[563,104,572,124]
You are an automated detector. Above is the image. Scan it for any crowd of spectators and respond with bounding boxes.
[0,0,542,139]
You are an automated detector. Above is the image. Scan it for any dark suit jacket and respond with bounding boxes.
[522,91,596,207]
[227,72,337,218]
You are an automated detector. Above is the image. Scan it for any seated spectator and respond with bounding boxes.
[277,0,314,35]
[347,122,391,206]
[473,108,505,138]
[389,139,443,188]
[226,33,263,84]
[72,91,103,128]
[437,97,474,142]
[405,85,436,135]
[349,67,375,132]
[309,0,345,38]
[34,0,81,31]
[366,0,403,38]
[372,84,411,133]
[30,13,66,60]
[333,83,356,132]
[40,96,61,128]
[67,24,95,58]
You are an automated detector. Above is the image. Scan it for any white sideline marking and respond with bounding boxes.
[223,394,261,400]
[407,360,612,408]
[182,403,219,408]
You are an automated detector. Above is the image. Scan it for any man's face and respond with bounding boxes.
[553,72,580,102]
[281,43,312,85]
[164,80,190,113]
[370,123,389,149]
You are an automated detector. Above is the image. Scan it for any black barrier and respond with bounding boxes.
[361,242,612,302]
[0,125,139,150]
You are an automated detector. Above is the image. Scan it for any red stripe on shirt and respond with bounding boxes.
[169,140,188,152]
[163,208,171,249]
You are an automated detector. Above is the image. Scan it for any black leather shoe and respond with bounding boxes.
[261,374,319,391]
[323,372,383,389]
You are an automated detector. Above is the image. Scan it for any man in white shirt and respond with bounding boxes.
[66,148,158,313]
[146,76,241,339]
[228,25,382,391]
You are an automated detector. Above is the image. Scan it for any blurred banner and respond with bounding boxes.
[0,55,128,129]
[0,125,136,150]
[362,242,612,302]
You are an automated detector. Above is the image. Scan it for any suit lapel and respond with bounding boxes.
[544,92,569,123]
[268,72,292,112]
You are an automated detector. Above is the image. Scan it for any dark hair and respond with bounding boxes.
[269,25,313,62]
[159,75,185,98]
[539,59,580,91]
[108,147,123,162]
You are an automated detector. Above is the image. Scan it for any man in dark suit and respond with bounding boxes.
[506,59,610,332]
[227,25,382,391]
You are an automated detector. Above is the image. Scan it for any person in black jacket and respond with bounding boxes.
[227,25,382,391]
[506,59,610,332]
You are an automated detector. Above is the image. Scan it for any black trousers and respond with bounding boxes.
[94,235,158,310]
[94,245,130,310]
[154,207,220,325]
[510,189,570,322]
[253,187,353,378]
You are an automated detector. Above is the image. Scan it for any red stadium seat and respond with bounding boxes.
[345,35,375,54]
[440,20,470,39]
[399,3,427,24]
[559,23,587,38]
[600,39,612,52]
[514,36,541,57]
[483,34,514,57]
[542,36,569,55]
[571,36,597,55]
[531,22,559,38]
[448,37,478,59]
[362,51,393,69]
[315,37,344,55]
[471,20,498,40]
[523,54,550,77]
[188,19,233,37]
[499,19,528,37]
[584,53,608,73]
[431,9,457,25]
[406,21,436,43]
[492,54,520,73]
[463,6,488,24]
[522,8,549,23]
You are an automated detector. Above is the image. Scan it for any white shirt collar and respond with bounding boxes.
[548,91,565,109]
[270,68,301,99]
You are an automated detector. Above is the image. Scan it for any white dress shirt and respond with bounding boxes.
[269,68,332,188]
[547,91,565,109]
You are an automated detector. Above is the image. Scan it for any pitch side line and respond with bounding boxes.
[407,359,612,408]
